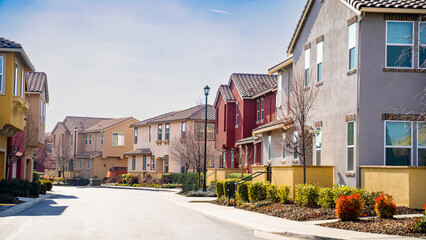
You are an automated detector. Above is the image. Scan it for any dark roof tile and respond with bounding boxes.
[0,37,22,49]
[230,73,277,98]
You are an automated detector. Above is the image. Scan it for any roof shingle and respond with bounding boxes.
[26,72,49,103]
[0,37,22,49]
[85,117,136,132]
[230,73,277,98]
[344,0,426,10]
[65,116,113,132]
[218,85,236,102]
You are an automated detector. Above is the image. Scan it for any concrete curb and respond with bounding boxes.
[101,185,181,193]
[0,193,52,217]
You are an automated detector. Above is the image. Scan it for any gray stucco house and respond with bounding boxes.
[255,0,425,188]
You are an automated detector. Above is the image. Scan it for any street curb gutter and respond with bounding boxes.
[0,193,52,217]
[101,185,180,193]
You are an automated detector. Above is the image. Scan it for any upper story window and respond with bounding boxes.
[85,134,90,145]
[348,22,357,70]
[134,128,138,144]
[157,124,162,141]
[0,56,4,95]
[40,99,43,124]
[132,156,136,170]
[282,133,286,160]
[256,100,260,121]
[317,41,323,83]
[196,122,215,140]
[149,126,151,142]
[101,132,104,146]
[112,133,125,146]
[277,74,282,108]
[304,48,310,86]
[70,133,73,146]
[14,62,18,96]
[261,98,264,121]
[386,21,413,68]
[268,135,272,162]
[21,69,24,98]
[165,123,170,141]
[235,103,239,126]
[419,22,425,69]
[181,122,186,138]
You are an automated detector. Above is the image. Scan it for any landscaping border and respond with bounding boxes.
[0,193,52,217]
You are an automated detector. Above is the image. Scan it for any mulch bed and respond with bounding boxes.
[319,217,426,238]
[232,202,423,222]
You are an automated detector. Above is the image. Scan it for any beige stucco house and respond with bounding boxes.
[125,105,219,176]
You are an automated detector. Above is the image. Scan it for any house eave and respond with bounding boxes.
[0,48,36,72]
[268,58,294,75]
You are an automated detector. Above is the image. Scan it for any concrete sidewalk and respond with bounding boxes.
[0,193,52,217]
[168,194,422,240]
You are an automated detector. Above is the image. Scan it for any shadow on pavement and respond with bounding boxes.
[14,194,77,216]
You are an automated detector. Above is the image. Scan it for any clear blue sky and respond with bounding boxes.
[0,0,306,131]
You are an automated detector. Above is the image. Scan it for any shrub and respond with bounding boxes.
[236,182,250,202]
[227,173,252,180]
[294,184,319,207]
[277,185,291,203]
[30,181,41,197]
[0,193,19,204]
[248,181,268,202]
[127,174,139,185]
[183,173,199,193]
[362,191,382,212]
[161,184,182,188]
[266,184,279,202]
[224,179,238,199]
[216,180,225,198]
[374,194,397,218]
[335,193,364,221]
[33,171,40,182]
[186,190,216,197]
[132,184,141,187]
[40,180,53,191]
[0,179,31,197]
[317,187,334,208]
[208,180,217,192]
[161,173,186,184]
[40,181,47,194]
[411,212,426,233]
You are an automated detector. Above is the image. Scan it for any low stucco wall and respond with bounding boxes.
[361,166,426,209]
[252,165,334,200]
[64,171,80,178]
[206,168,242,185]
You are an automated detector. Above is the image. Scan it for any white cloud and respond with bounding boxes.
[209,9,231,15]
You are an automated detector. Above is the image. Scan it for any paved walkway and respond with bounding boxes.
[168,194,423,240]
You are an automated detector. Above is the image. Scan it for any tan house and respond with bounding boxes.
[126,105,219,176]
[76,117,138,179]
[22,72,49,181]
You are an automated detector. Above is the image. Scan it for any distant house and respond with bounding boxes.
[125,105,218,175]
[214,73,277,172]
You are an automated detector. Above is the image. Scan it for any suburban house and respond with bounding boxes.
[214,73,277,172]
[50,116,137,179]
[77,117,138,179]
[0,37,35,180]
[249,0,425,208]
[125,105,218,176]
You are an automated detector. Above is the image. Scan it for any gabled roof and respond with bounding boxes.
[64,116,113,132]
[85,117,137,132]
[229,73,277,99]
[26,72,49,103]
[0,37,35,71]
[268,56,293,75]
[213,85,236,107]
[287,0,426,55]
[51,122,70,134]
[131,105,215,127]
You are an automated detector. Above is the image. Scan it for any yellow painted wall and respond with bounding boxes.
[206,168,241,185]
[361,166,426,209]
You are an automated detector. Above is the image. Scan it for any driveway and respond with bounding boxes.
[0,186,268,240]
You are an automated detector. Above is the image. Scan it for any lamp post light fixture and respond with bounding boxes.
[203,85,210,192]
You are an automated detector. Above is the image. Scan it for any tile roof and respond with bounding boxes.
[344,0,426,10]
[26,72,49,103]
[218,85,236,102]
[287,0,426,54]
[131,105,215,127]
[0,37,22,49]
[84,117,137,132]
[124,148,151,156]
[65,116,113,132]
[230,73,277,98]
[52,122,69,133]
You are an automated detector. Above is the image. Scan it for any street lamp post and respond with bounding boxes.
[203,85,210,192]
[74,127,77,171]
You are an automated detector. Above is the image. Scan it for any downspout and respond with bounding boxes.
[356,12,365,188]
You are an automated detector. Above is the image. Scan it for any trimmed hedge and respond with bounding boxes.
[248,182,268,202]
[161,173,186,184]
[216,180,225,198]
[224,179,238,199]
[236,182,250,202]
[277,185,291,203]
[267,184,279,202]
[335,193,364,221]
[0,179,31,197]
[30,181,41,197]
[294,184,319,207]
[40,180,53,191]
[183,173,199,193]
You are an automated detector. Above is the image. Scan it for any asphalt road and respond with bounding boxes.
[0,186,267,240]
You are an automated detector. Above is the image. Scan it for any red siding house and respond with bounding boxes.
[214,73,277,172]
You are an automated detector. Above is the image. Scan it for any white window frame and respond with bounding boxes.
[101,132,104,146]
[304,48,310,87]
[134,128,138,144]
[88,134,92,145]
[347,121,355,172]
[384,120,413,166]
[0,56,4,95]
[14,61,18,96]
[385,21,414,69]
[235,103,239,127]
[157,124,162,141]
[165,123,170,141]
[21,68,25,98]
[317,41,323,83]
[256,100,260,122]
[70,133,73,146]
[40,99,43,124]
[181,122,186,138]
[277,74,282,107]
[418,22,426,69]
[261,98,264,121]
[315,127,322,166]
[268,135,272,162]
[253,144,257,166]
[348,22,357,70]
[85,134,88,145]
[112,133,125,146]
[417,122,425,166]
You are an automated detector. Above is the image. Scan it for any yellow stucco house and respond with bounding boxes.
[0,37,35,179]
